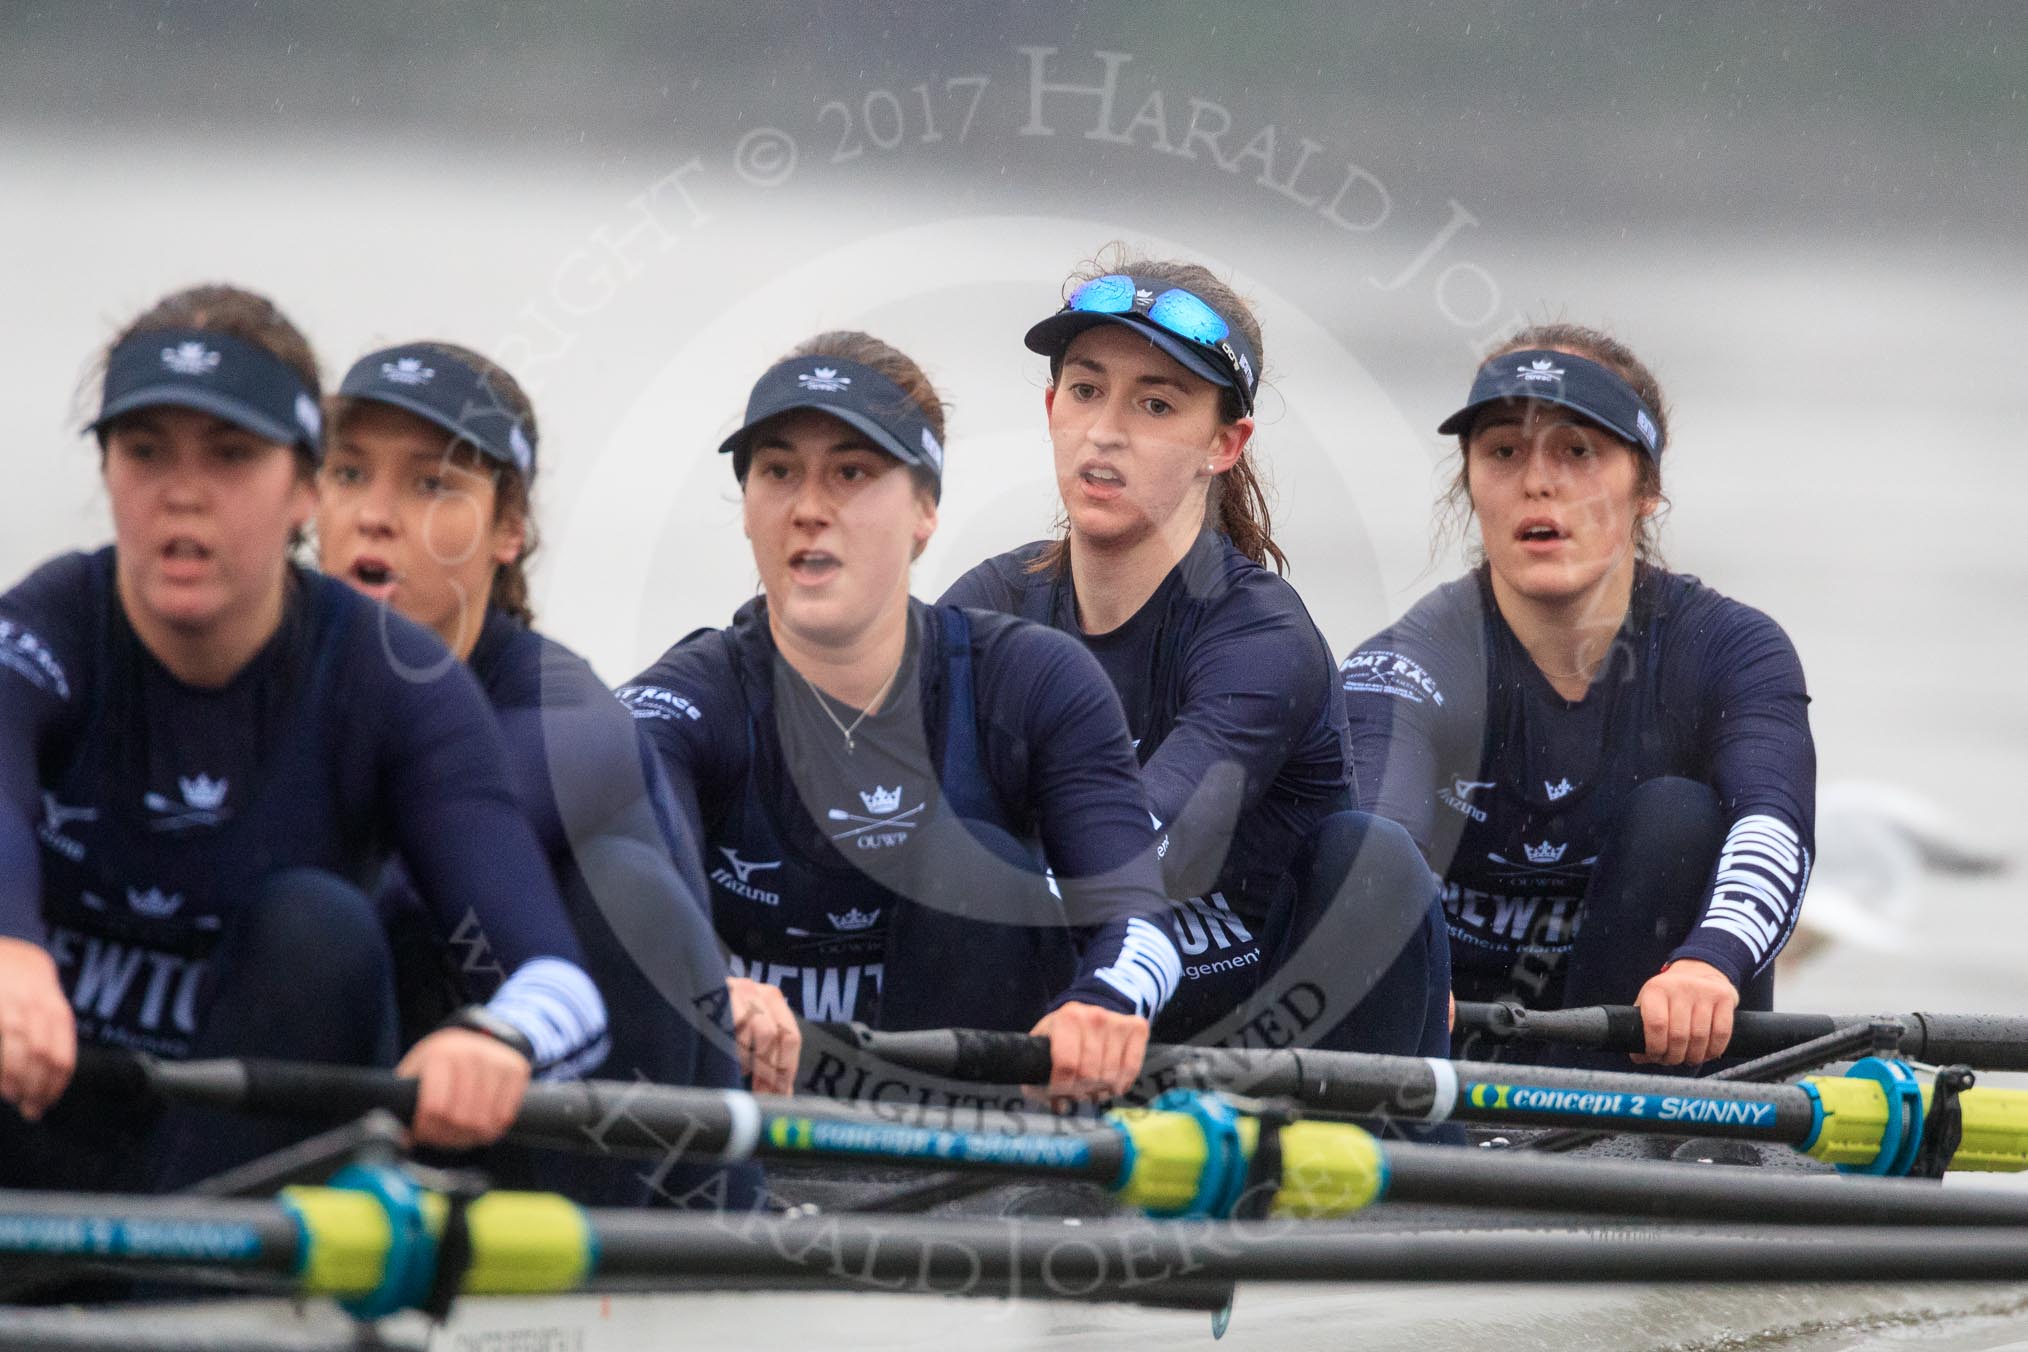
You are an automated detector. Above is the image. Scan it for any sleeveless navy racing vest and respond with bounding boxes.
[1012,560,1323,930]
[1434,568,1680,977]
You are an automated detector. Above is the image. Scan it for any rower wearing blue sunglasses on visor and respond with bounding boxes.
[1023,270,1261,417]
[944,251,1452,1067]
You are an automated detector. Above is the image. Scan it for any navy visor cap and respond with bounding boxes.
[1437,348,1664,457]
[719,356,945,497]
[90,328,322,459]
[337,345,536,476]
[1023,273,1259,415]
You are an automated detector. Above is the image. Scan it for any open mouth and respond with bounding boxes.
[349,556,399,594]
[1078,462,1125,493]
[162,537,211,562]
[788,550,841,584]
[1517,520,1568,544]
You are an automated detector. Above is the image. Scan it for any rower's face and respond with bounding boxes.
[315,403,523,656]
[742,409,935,649]
[102,406,314,633]
[1045,326,1250,553]
[1465,398,1654,604]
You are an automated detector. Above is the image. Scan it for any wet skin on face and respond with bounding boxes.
[102,405,315,683]
[316,402,523,659]
[1045,325,1244,561]
[1466,398,1653,611]
[740,408,935,661]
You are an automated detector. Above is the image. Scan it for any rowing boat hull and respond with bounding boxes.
[10,1278,2028,1352]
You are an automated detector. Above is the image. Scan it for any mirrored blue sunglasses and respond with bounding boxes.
[1064,273,1255,412]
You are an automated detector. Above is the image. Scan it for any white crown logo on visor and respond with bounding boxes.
[859,785,903,815]
[160,342,221,376]
[798,367,852,393]
[380,357,435,386]
[1517,358,1565,382]
[1524,840,1569,864]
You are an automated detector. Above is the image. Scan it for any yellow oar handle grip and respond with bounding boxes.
[1270,1119,1389,1218]
[1108,1091,1387,1218]
[1802,1059,2028,1175]
[281,1167,594,1313]
[454,1191,598,1294]
[1934,1083,2028,1172]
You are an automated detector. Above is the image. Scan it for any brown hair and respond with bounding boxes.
[747,330,948,505]
[1437,321,1671,566]
[97,283,322,481]
[326,342,540,627]
[1029,248,1285,576]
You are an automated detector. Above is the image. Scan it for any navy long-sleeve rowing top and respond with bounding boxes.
[1341,564,1815,987]
[0,548,604,1065]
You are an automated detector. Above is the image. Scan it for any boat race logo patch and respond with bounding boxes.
[616,684,705,722]
[1339,649,1445,706]
[0,619,70,699]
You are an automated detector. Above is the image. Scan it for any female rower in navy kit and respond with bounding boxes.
[1341,324,1815,1067]
[315,342,747,1203]
[621,331,1181,1101]
[941,255,1449,1057]
[0,285,605,1191]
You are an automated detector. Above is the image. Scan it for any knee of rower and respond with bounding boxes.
[1305,810,1432,906]
[242,868,392,990]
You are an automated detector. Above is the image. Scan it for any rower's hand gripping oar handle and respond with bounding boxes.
[1453,1003,1843,1059]
[72,1045,421,1121]
[1455,1004,2028,1070]
[804,1022,1056,1085]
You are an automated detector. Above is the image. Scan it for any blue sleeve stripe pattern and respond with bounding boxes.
[487,955,612,1080]
[1695,813,1811,975]
[1090,916,1183,1018]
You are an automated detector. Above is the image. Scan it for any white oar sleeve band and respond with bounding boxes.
[1422,1057,1459,1122]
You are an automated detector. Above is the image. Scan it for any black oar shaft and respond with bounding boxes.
[81,1051,1132,1186]
[20,1189,2028,1299]
[1379,1141,2028,1226]
[0,1189,302,1274]
[1454,1005,2028,1071]
[826,1029,1823,1145]
[581,1214,2028,1287]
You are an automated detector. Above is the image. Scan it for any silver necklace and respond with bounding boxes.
[796,660,901,753]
